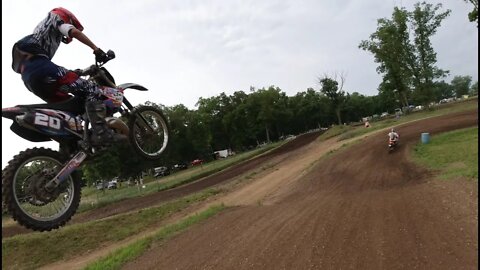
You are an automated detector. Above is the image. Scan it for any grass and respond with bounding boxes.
[2,143,280,225]
[2,189,221,270]
[321,98,478,143]
[84,204,225,270]
[3,149,283,270]
[75,141,282,213]
[411,127,478,180]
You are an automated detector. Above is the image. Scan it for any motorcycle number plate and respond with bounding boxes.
[34,113,61,129]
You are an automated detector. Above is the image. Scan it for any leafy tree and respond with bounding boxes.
[377,79,404,111]
[222,91,248,149]
[82,151,121,185]
[470,81,478,95]
[359,7,415,108]
[360,2,451,106]
[409,2,451,105]
[163,104,200,162]
[464,0,479,26]
[196,94,229,151]
[318,75,346,125]
[343,92,367,123]
[246,86,286,143]
[432,80,455,101]
[451,75,472,97]
[290,88,332,131]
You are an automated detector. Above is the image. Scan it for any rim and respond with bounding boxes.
[12,156,75,222]
[133,110,168,157]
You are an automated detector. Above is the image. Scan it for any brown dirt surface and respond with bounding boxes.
[121,109,478,270]
[2,130,322,238]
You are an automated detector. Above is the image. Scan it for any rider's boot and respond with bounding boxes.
[85,101,125,146]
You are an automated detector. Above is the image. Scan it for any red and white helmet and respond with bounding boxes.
[51,7,84,43]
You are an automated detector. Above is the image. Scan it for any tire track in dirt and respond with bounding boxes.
[122,109,478,270]
[2,131,322,238]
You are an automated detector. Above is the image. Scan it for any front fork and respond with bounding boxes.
[45,117,91,192]
[44,151,87,192]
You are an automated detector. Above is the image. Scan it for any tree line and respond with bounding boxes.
[81,1,478,185]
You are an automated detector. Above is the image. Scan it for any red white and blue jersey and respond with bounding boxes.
[16,11,74,59]
[13,9,101,104]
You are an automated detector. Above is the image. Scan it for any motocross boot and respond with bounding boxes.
[85,101,126,146]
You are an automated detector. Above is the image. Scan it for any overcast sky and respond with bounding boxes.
[1,0,478,167]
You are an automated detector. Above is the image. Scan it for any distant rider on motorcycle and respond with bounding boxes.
[11,7,121,146]
[388,128,399,144]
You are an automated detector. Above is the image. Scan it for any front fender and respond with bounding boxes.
[118,83,148,91]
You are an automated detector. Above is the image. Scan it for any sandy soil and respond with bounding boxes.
[120,109,478,270]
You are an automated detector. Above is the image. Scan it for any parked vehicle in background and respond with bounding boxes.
[214,149,229,159]
[107,181,117,190]
[362,116,372,123]
[380,112,389,118]
[191,159,203,166]
[154,166,170,177]
[414,105,424,111]
[95,181,108,190]
[96,179,118,190]
[440,97,455,104]
[394,108,403,116]
[172,163,188,170]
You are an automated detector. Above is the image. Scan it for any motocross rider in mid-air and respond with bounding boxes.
[388,128,400,145]
[11,7,122,146]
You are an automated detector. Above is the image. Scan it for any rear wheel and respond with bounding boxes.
[128,106,169,160]
[2,148,81,231]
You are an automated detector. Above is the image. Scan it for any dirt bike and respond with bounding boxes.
[388,138,398,153]
[2,50,169,231]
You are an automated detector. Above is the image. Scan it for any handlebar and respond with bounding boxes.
[98,50,116,66]
[76,49,117,87]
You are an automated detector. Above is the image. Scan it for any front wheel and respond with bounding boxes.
[2,148,81,231]
[128,106,169,160]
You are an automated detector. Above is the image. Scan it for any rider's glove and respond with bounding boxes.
[94,48,109,64]
[73,69,84,76]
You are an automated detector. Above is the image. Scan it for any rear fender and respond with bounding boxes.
[2,107,27,120]
[117,83,148,91]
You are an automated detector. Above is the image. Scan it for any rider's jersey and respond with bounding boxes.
[388,132,399,141]
[15,11,74,60]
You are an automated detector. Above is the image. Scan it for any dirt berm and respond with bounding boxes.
[2,130,322,238]
[122,109,478,270]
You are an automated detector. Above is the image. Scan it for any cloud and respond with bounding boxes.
[1,0,478,167]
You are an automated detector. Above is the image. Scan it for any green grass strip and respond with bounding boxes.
[84,204,225,270]
[2,189,220,270]
[314,98,478,143]
[411,127,478,180]
[76,142,282,213]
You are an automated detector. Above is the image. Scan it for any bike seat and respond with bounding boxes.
[18,97,85,115]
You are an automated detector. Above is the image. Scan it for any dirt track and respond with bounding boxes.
[122,109,478,270]
[2,130,322,238]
